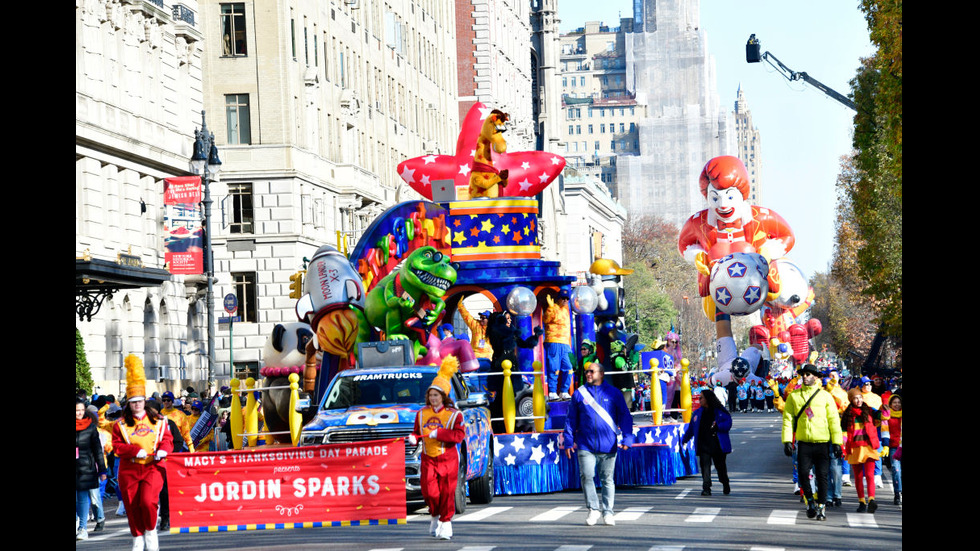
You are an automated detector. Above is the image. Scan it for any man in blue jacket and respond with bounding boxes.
[563,362,634,526]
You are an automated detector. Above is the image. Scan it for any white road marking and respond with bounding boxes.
[685,507,720,523]
[847,513,878,528]
[614,506,652,521]
[530,506,581,521]
[767,510,798,525]
[454,506,513,522]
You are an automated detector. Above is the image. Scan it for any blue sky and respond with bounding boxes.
[557,0,876,280]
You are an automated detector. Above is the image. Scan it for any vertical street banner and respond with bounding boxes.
[164,439,407,532]
[163,176,204,275]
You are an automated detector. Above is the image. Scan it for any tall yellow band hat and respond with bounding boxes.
[124,354,147,401]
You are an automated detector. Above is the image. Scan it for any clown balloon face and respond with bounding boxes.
[707,184,749,226]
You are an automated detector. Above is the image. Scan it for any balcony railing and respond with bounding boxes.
[172,3,195,26]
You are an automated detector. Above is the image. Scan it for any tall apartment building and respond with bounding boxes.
[733,86,762,205]
[195,0,461,379]
[454,0,569,261]
[616,0,735,228]
[76,0,207,389]
[558,19,643,196]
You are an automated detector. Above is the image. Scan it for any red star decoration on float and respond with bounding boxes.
[396,102,567,199]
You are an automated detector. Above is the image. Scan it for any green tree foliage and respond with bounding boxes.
[621,215,715,370]
[76,328,94,395]
[844,0,902,338]
[812,157,878,360]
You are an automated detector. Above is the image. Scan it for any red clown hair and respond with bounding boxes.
[699,156,751,200]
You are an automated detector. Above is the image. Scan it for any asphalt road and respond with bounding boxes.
[77,412,901,550]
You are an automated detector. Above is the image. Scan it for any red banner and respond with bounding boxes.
[163,176,204,275]
[164,440,406,532]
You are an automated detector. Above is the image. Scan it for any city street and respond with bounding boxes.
[78,414,902,550]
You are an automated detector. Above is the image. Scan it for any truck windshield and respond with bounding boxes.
[322,371,438,410]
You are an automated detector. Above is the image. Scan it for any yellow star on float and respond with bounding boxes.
[481,218,495,233]
[501,224,511,234]
[453,231,468,245]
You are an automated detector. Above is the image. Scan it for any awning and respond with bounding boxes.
[76,258,172,321]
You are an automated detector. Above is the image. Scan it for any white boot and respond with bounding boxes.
[131,535,145,551]
[438,520,452,540]
[145,529,159,551]
[429,516,439,537]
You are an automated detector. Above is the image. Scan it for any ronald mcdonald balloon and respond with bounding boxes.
[678,156,795,318]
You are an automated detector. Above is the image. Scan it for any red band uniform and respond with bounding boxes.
[112,411,173,537]
[414,402,465,522]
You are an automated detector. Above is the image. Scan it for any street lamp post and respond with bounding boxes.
[191,111,222,395]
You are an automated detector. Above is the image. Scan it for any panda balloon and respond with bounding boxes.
[259,322,317,444]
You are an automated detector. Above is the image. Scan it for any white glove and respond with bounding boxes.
[427,430,438,440]
[406,434,418,446]
[136,449,148,459]
[155,450,168,461]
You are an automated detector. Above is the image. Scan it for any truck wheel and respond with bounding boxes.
[454,457,467,514]
[515,388,536,432]
[467,450,494,504]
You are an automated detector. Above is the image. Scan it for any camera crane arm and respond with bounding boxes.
[746,34,856,112]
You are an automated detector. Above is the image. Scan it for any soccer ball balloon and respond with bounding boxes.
[708,252,769,316]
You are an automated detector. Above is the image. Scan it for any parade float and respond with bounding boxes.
[169,104,706,537]
[298,102,700,495]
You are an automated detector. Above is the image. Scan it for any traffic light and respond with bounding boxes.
[288,271,305,299]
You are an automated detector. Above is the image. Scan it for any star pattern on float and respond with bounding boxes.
[493,433,562,466]
[449,209,538,248]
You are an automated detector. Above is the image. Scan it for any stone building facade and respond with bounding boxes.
[198,0,461,380]
[76,0,207,393]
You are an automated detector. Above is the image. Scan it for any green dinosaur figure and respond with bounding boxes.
[359,246,458,359]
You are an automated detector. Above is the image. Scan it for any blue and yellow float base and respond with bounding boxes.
[490,423,698,496]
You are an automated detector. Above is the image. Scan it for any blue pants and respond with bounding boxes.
[827,456,843,500]
[888,456,902,492]
[577,450,617,515]
[545,342,573,394]
[76,490,91,532]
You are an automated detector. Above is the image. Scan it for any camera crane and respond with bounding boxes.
[746,34,856,112]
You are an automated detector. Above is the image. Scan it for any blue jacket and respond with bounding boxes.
[563,382,634,454]
[682,406,733,454]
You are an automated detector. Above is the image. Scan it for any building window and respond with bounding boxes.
[225,94,251,144]
[227,183,254,234]
[233,361,261,381]
[588,124,593,134]
[231,272,258,323]
[221,3,247,56]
